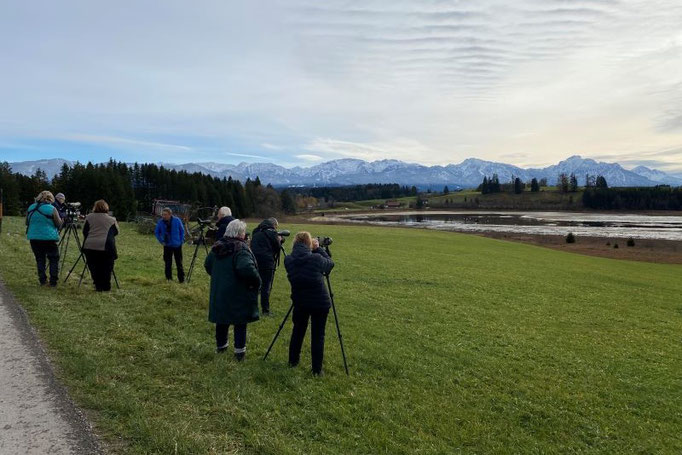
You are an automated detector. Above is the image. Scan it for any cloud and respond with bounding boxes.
[1,0,682,171]
[304,138,437,164]
[62,134,192,152]
[223,152,270,160]
[295,154,324,161]
[261,143,284,150]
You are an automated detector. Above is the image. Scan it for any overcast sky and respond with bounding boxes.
[1,0,682,173]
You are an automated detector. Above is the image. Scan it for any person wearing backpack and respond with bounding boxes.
[25,191,63,287]
[204,219,261,361]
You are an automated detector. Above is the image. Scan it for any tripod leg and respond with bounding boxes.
[327,276,349,375]
[186,242,201,283]
[112,267,120,289]
[203,234,209,254]
[78,259,88,287]
[60,226,71,271]
[63,249,84,283]
[263,303,295,361]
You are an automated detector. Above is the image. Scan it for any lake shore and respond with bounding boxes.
[476,232,682,264]
[300,211,682,264]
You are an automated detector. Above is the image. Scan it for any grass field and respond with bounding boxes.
[0,216,680,454]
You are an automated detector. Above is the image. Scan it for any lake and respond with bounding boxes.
[322,211,682,241]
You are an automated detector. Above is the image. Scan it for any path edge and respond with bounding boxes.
[0,278,104,454]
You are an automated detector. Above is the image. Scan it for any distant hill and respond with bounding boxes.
[8,155,682,188]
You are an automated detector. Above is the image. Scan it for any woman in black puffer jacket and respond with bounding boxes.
[284,231,334,375]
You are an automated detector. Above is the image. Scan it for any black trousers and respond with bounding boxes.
[163,246,184,282]
[30,240,59,286]
[259,268,275,312]
[289,306,329,374]
[215,323,247,352]
[84,249,115,292]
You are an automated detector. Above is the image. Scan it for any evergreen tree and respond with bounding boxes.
[530,178,540,192]
[569,173,578,192]
[596,176,608,189]
[514,177,523,194]
[558,173,570,193]
[280,190,296,215]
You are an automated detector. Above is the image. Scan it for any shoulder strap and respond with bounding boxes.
[25,203,54,233]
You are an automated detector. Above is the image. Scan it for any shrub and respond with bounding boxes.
[566,232,576,243]
[606,241,611,246]
[136,218,157,235]
[627,237,635,247]
[613,243,619,249]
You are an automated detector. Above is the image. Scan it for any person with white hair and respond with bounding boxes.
[214,206,235,240]
[204,219,261,360]
[53,192,67,221]
[25,190,63,286]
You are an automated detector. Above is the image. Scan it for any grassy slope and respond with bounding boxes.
[316,189,583,212]
[0,216,680,454]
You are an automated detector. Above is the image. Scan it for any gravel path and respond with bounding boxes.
[0,283,101,454]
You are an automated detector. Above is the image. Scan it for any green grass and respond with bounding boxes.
[1,216,681,454]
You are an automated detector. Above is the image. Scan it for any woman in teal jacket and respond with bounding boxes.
[26,191,63,286]
[204,219,261,360]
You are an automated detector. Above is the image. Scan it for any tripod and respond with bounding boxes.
[186,223,211,283]
[263,248,349,375]
[58,219,83,272]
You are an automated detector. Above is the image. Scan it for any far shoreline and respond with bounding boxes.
[291,209,682,265]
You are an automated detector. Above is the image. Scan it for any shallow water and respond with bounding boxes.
[327,211,682,241]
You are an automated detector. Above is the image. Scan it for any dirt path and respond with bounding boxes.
[0,283,101,454]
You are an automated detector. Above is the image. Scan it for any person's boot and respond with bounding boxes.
[234,352,245,362]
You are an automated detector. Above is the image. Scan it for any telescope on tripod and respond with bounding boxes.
[186,218,215,283]
[263,241,349,375]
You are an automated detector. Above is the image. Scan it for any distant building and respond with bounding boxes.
[384,199,402,209]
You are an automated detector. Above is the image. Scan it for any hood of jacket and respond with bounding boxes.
[290,242,313,259]
[212,237,248,258]
[256,219,276,232]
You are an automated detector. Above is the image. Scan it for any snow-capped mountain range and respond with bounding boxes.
[8,156,682,188]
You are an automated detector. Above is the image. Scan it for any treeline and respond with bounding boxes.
[288,183,417,203]
[582,186,682,210]
[478,173,609,194]
[0,160,297,219]
[478,175,549,194]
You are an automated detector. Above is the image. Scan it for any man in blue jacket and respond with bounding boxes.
[155,207,186,283]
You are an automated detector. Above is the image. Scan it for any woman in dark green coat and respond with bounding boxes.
[204,219,261,360]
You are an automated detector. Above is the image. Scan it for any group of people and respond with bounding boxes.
[25,192,336,375]
[26,191,119,291]
[204,212,335,375]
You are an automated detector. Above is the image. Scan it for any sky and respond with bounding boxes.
[1,0,682,174]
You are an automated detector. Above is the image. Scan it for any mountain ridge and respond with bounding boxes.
[7,156,682,188]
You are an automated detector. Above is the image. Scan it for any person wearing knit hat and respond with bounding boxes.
[53,193,67,221]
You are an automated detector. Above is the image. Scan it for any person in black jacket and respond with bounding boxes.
[250,218,283,315]
[53,193,67,223]
[285,231,334,375]
[214,206,235,241]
